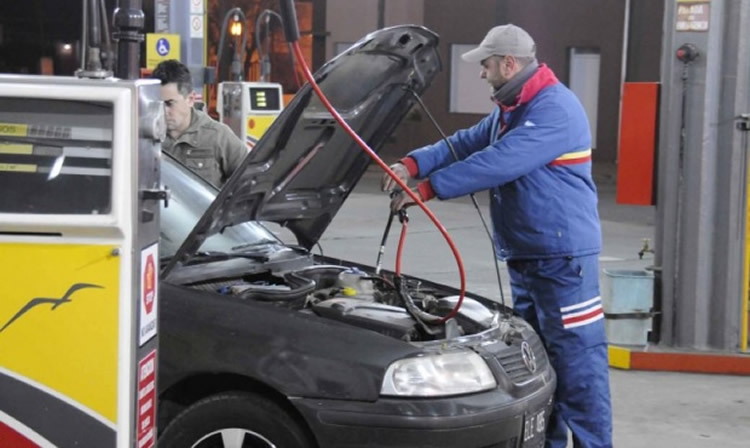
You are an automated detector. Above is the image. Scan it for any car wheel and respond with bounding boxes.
[159,391,314,448]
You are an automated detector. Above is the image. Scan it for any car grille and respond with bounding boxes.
[497,337,548,384]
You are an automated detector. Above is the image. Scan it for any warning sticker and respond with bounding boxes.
[139,243,158,346]
[137,350,157,448]
[676,1,710,32]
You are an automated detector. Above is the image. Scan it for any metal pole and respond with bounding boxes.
[79,0,88,72]
[113,0,145,80]
[378,0,385,29]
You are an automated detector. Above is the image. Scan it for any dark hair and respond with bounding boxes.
[152,59,193,96]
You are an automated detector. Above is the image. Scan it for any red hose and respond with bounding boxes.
[291,42,465,323]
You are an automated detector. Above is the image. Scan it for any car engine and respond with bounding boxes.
[186,264,507,342]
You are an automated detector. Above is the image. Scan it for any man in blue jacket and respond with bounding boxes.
[383,24,612,448]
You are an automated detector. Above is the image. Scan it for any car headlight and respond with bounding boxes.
[380,350,497,397]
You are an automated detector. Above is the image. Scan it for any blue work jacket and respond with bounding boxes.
[406,65,601,260]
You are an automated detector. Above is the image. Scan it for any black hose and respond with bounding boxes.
[238,272,315,302]
[393,276,443,335]
[671,60,691,341]
[255,10,281,81]
[375,209,396,274]
[278,0,300,43]
[254,9,299,87]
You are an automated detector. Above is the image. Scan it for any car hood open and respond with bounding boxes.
[164,25,441,275]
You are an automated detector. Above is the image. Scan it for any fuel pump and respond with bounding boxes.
[218,81,284,149]
[216,8,284,149]
[0,74,165,448]
[0,1,166,447]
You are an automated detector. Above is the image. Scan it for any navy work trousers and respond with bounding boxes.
[508,254,613,448]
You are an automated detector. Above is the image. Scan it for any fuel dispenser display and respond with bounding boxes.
[218,81,283,149]
[0,76,165,448]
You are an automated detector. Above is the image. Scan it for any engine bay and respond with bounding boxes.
[184,264,514,342]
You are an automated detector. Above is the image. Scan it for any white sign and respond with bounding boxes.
[155,0,170,33]
[190,15,204,39]
[676,2,710,32]
[190,0,204,15]
[139,243,158,345]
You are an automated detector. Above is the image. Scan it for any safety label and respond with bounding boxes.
[676,1,710,32]
[190,15,204,39]
[139,243,158,346]
[137,350,157,448]
[190,0,203,15]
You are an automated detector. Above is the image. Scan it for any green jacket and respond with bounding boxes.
[162,108,246,187]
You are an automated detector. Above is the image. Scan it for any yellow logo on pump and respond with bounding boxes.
[0,243,120,424]
[0,283,103,333]
[245,115,278,148]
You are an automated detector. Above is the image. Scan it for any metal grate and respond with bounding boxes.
[496,337,548,383]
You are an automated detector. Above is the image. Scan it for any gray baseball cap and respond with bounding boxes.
[462,24,536,63]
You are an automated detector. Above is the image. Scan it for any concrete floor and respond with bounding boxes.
[301,164,750,447]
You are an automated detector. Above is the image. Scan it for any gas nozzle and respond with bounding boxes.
[279,0,300,43]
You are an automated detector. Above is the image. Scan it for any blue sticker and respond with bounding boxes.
[156,38,170,56]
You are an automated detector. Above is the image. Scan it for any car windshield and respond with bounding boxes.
[159,155,279,258]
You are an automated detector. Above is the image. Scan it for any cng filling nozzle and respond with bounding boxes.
[375,190,408,275]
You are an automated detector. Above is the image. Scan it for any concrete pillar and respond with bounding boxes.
[655,0,750,350]
[168,0,207,91]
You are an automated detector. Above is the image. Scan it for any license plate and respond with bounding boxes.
[522,408,547,447]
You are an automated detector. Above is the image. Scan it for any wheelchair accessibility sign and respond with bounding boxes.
[146,33,181,69]
[156,38,170,56]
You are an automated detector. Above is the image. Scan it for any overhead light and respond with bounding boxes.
[230,21,242,37]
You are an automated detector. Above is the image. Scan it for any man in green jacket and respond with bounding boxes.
[152,59,246,187]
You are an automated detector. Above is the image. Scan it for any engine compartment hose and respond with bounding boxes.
[395,210,408,277]
[375,209,396,275]
[289,41,465,323]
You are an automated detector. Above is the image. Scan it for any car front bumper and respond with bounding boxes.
[292,374,556,448]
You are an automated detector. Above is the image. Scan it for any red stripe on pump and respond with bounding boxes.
[0,421,39,448]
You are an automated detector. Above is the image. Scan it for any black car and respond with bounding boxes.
[157,25,555,448]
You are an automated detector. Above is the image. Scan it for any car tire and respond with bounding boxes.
[158,391,314,448]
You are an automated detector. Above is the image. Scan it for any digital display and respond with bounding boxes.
[249,87,281,112]
[0,97,113,215]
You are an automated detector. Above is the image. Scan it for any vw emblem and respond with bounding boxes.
[521,341,537,373]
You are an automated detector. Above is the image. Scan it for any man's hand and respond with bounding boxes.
[390,188,422,213]
[381,163,411,192]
